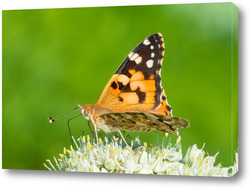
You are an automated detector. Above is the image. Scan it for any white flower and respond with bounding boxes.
[44,135,238,177]
[123,153,138,173]
[104,157,116,171]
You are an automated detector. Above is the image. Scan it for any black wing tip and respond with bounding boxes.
[147,33,163,39]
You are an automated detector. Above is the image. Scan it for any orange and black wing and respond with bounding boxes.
[96,33,172,116]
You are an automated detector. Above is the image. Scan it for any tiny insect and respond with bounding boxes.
[49,33,189,145]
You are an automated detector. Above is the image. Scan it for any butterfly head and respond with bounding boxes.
[78,104,92,120]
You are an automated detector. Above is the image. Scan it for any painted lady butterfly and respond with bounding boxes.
[49,33,189,143]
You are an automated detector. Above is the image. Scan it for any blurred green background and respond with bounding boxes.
[2,3,238,170]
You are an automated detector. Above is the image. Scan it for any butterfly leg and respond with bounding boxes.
[87,121,95,139]
[93,124,99,145]
[89,116,99,144]
[116,127,129,147]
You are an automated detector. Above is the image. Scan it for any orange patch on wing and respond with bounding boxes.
[145,92,155,104]
[117,74,130,85]
[152,105,169,116]
[129,69,136,75]
[149,75,154,80]
[159,90,172,116]
[109,81,120,95]
[131,71,144,81]
[165,107,171,116]
[130,80,156,92]
[119,92,139,104]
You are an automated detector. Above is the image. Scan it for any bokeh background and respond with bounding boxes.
[2,3,238,170]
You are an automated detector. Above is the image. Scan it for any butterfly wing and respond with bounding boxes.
[96,33,172,116]
[100,112,189,135]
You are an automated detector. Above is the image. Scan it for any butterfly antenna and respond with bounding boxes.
[48,106,81,123]
[67,114,82,146]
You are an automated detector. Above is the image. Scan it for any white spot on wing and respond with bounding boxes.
[130,53,139,61]
[135,56,142,64]
[146,60,154,68]
[151,53,155,58]
[150,45,154,49]
[143,39,150,45]
[128,51,134,58]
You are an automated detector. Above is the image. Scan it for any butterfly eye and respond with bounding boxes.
[84,108,89,116]
[81,106,90,120]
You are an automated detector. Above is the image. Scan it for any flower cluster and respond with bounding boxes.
[44,135,238,177]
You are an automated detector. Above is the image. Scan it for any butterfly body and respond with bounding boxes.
[79,33,189,136]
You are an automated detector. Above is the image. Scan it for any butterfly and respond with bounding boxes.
[49,33,189,143]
